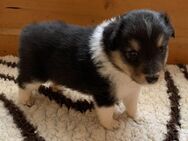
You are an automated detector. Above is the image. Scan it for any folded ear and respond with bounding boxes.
[103,20,122,51]
[160,12,175,38]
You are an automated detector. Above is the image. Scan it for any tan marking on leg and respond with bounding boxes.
[18,82,41,106]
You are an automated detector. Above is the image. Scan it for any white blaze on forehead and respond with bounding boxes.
[157,34,164,47]
[129,39,140,51]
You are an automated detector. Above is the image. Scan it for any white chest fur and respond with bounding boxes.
[89,19,141,100]
[113,72,141,100]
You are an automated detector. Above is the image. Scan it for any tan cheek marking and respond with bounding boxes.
[157,35,164,48]
[129,39,140,51]
[110,51,133,75]
[132,70,146,84]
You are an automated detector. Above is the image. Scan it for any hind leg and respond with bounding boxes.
[18,82,41,106]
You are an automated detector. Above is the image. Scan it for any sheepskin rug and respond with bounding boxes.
[0,55,187,141]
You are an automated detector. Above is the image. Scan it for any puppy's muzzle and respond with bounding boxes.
[145,74,159,84]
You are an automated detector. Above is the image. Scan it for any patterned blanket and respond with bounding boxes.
[0,55,187,141]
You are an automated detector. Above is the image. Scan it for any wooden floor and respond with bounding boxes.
[0,0,188,64]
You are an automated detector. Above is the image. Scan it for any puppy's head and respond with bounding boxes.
[103,9,175,84]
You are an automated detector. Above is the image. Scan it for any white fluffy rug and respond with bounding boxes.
[0,55,187,141]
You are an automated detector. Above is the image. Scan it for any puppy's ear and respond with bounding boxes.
[160,12,175,38]
[103,20,121,51]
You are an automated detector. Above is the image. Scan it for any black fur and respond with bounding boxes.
[18,21,116,107]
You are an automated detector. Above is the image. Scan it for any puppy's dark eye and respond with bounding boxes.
[126,50,139,60]
[159,45,166,53]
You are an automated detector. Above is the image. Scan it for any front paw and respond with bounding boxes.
[126,104,137,120]
[127,111,137,119]
[101,119,121,130]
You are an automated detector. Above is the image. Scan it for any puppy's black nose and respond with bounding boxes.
[145,75,159,84]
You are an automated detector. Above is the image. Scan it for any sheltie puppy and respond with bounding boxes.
[17,9,174,129]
